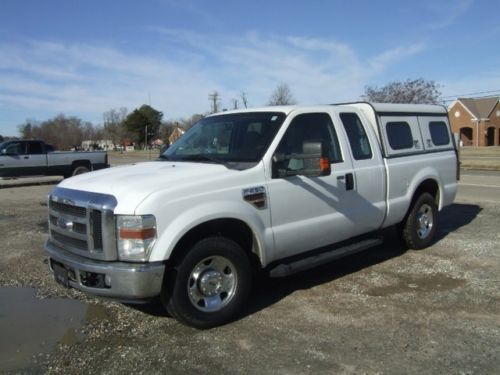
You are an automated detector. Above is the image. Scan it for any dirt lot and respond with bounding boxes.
[0,181,499,373]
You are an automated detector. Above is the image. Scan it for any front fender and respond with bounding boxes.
[148,200,273,265]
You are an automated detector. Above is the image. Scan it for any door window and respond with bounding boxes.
[339,113,372,160]
[276,112,342,168]
[6,142,25,155]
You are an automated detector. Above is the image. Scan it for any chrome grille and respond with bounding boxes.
[52,231,88,251]
[49,214,87,235]
[49,200,93,253]
[49,200,86,217]
[90,210,103,250]
[47,187,118,261]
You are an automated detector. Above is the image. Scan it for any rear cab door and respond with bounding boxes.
[334,107,387,234]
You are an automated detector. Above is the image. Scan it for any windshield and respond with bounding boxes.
[163,112,286,165]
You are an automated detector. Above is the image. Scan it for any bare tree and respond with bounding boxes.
[181,114,204,131]
[18,120,37,139]
[240,91,248,108]
[208,91,221,113]
[17,114,100,150]
[362,78,442,104]
[268,83,297,106]
[103,107,128,146]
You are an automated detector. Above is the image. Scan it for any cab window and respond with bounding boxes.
[5,142,25,155]
[339,113,372,160]
[275,113,342,173]
[27,142,44,155]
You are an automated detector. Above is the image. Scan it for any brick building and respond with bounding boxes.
[448,97,500,146]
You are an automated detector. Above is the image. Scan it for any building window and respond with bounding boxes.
[386,122,414,150]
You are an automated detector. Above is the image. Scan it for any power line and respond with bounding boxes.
[440,93,500,104]
[441,89,500,100]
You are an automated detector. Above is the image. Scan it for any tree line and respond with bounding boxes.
[16,106,204,151]
[7,79,441,150]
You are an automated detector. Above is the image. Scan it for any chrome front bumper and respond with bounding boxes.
[45,240,165,301]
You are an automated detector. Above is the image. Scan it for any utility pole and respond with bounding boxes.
[208,91,220,113]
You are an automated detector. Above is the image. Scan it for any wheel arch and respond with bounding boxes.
[71,159,92,170]
[167,218,263,271]
[402,177,440,224]
[411,178,439,207]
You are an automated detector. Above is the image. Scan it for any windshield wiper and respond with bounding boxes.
[180,154,230,168]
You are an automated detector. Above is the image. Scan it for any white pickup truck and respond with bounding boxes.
[0,140,108,178]
[45,103,458,328]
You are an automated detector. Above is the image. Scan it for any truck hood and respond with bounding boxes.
[58,161,235,213]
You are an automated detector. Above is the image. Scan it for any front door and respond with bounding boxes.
[0,142,47,177]
[266,110,358,261]
[0,142,27,177]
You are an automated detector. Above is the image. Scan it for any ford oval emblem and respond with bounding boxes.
[57,218,73,230]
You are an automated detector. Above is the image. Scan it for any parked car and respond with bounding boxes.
[45,103,458,328]
[0,140,109,178]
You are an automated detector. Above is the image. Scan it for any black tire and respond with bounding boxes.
[162,237,253,329]
[401,193,438,250]
[72,165,90,176]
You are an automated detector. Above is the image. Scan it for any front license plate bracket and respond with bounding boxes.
[53,262,70,288]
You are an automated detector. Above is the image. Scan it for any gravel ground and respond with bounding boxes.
[0,184,499,374]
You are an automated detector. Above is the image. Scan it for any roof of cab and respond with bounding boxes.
[206,102,447,117]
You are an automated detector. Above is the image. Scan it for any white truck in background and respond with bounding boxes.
[45,102,458,328]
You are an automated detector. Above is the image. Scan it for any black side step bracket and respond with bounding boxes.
[269,237,383,278]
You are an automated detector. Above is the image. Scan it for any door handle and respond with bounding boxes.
[337,173,354,190]
[345,173,354,190]
[23,156,29,159]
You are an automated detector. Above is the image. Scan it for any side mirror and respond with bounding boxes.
[0,149,6,155]
[273,141,331,178]
[299,141,331,177]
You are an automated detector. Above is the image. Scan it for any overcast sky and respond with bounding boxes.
[1,0,499,136]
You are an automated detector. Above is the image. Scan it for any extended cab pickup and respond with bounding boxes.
[44,103,458,328]
[0,140,109,178]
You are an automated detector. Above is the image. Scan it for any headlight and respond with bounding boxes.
[116,215,157,261]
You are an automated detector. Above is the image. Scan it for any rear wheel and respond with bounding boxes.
[162,237,252,329]
[401,193,437,249]
[72,165,90,176]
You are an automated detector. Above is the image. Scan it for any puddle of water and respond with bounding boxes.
[366,274,466,297]
[0,287,108,372]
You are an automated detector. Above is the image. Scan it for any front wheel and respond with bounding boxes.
[162,237,253,329]
[401,193,438,249]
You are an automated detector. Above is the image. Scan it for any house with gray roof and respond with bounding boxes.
[448,97,500,146]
